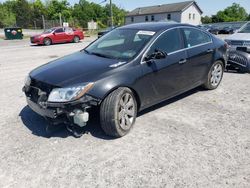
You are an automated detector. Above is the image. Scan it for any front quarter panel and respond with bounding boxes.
[213,37,228,66]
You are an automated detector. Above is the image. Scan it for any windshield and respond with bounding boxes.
[85,29,155,61]
[43,28,55,34]
[238,23,250,33]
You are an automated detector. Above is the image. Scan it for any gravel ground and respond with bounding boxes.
[0,38,250,188]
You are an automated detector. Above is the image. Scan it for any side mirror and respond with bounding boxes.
[144,49,167,61]
[154,49,167,59]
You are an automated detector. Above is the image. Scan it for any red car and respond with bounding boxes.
[30,27,84,45]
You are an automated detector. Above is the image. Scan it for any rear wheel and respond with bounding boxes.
[203,60,224,90]
[73,36,80,43]
[43,38,52,46]
[100,87,137,137]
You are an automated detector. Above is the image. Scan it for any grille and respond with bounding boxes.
[231,41,244,46]
[231,40,250,47]
[243,41,250,46]
[229,52,248,67]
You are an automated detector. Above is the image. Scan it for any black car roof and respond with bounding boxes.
[119,22,194,32]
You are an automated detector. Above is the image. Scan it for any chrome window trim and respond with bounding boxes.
[141,26,213,64]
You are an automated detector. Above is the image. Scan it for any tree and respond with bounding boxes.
[31,0,47,20]
[215,3,248,22]
[0,3,16,27]
[201,16,212,24]
[0,0,127,29]
[11,0,32,28]
[101,3,126,26]
[72,0,93,28]
[46,0,71,20]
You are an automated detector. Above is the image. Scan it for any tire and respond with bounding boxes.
[73,36,80,43]
[100,87,137,137]
[43,38,52,46]
[203,60,224,90]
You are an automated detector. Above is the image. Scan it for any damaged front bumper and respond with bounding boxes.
[23,85,101,127]
[227,50,250,72]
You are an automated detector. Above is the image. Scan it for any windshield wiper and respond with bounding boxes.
[91,52,113,59]
[83,49,117,59]
[83,49,91,54]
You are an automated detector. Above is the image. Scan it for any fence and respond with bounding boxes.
[14,16,81,30]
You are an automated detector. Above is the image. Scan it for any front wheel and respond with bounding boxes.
[100,87,137,137]
[73,36,80,43]
[43,38,52,46]
[203,60,224,90]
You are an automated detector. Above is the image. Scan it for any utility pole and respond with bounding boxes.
[109,0,113,27]
[100,0,113,27]
[42,15,45,31]
[34,21,37,30]
[59,13,62,27]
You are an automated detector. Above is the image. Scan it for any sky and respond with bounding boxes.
[0,0,249,16]
[73,0,250,16]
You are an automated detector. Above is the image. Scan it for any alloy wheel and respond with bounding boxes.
[74,36,80,43]
[210,63,223,87]
[44,38,51,46]
[118,93,136,130]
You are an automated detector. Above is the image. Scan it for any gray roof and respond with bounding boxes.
[126,1,202,17]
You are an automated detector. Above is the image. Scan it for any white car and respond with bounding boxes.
[225,22,250,72]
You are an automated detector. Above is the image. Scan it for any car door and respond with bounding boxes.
[180,27,214,87]
[65,27,74,41]
[53,28,66,43]
[141,28,188,106]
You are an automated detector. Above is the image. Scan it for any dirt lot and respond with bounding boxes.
[0,38,249,188]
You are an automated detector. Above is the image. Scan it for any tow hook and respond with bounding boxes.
[66,124,87,138]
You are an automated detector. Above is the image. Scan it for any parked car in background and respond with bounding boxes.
[225,22,250,72]
[30,27,84,46]
[98,26,116,38]
[207,26,220,35]
[219,27,235,34]
[23,23,228,138]
[197,25,210,32]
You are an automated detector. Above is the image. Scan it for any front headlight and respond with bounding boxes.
[48,83,94,103]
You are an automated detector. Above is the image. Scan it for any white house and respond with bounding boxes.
[125,1,203,25]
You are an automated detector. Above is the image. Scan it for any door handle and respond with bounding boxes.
[207,49,213,53]
[179,59,187,64]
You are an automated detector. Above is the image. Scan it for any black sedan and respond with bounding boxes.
[219,27,235,34]
[23,23,228,137]
[208,26,220,35]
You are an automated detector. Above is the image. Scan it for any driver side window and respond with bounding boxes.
[148,28,182,55]
[54,28,64,33]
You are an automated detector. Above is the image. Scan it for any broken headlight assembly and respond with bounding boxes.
[48,82,94,103]
[24,75,31,86]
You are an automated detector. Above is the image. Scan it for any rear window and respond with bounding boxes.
[182,28,211,48]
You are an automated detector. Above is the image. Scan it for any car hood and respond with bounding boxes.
[30,51,124,87]
[226,33,250,41]
[32,34,48,38]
